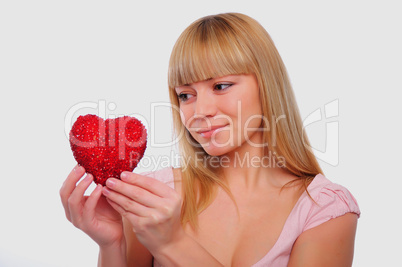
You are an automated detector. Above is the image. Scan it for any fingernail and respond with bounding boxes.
[106,179,116,188]
[83,174,92,182]
[75,165,83,173]
[102,187,110,196]
[121,172,128,180]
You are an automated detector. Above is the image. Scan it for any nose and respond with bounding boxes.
[193,90,217,119]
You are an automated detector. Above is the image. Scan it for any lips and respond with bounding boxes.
[195,124,229,138]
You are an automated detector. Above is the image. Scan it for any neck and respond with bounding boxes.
[219,132,288,191]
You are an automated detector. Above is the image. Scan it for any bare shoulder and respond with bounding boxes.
[288,213,358,267]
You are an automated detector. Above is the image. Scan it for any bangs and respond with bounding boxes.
[168,15,255,88]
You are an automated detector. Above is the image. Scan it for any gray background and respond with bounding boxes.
[1,0,400,266]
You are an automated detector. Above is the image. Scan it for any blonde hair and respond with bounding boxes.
[168,13,323,228]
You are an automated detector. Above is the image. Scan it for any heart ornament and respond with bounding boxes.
[69,114,147,185]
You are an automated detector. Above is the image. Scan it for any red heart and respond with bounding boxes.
[69,114,147,185]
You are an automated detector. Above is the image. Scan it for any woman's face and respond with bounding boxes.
[175,74,263,156]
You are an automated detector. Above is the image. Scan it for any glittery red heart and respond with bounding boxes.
[69,114,147,185]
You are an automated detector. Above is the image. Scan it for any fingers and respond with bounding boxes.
[103,175,182,227]
[120,172,176,198]
[60,165,86,221]
[102,172,182,230]
[106,197,140,225]
[83,184,103,221]
[102,185,153,217]
[68,173,94,226]
[105,178,161,208]
[106,197,136,217]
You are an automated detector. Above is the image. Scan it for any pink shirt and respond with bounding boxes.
[141,167,361,267]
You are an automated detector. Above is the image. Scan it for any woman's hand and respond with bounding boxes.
[102,171,184,254]
[60,165,125,248]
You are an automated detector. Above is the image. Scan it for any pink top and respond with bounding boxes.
[141,167,361,267]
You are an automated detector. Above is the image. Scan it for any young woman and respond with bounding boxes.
[60,13,360,266]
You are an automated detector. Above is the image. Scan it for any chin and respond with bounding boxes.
[200,143,233,157]
[192,133,237,156]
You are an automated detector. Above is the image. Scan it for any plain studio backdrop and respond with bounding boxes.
[0,1,400,266]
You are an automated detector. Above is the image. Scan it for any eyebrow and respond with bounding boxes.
[182,77,213,87]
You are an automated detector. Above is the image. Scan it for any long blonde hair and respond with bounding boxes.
[168,13,323,228]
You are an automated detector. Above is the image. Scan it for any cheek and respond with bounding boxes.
[179,108,186,124]
[218,98,239,118]
[239,94,263,128]
[179,106,193,128]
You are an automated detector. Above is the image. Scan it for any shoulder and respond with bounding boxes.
[288,212,358,266]
[301,174,361,232]
[287,175,360,266]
